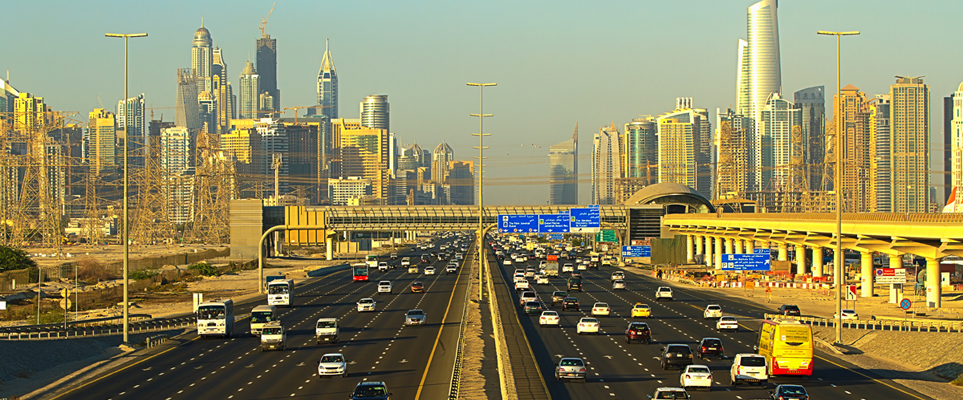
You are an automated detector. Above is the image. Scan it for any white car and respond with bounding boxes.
[656,286,673,301]
[576,317,600,335]
[612,280,626,290]
[503,259,513,266]
[425,266,436,275]
[539,311,561,327]
[357,298,376,312]
[679,364,712,390]
[651,387,690,399]
[704,304,723,319]
[377,280,392,294]
[524,268,536,278]
[836,309,859,320]
[514,278,530,291]
[317,353,347,377]
[591,302,611,317]
[405,309,427,326]
[562,263,574,273]
[378,261,389,272]
[536,274,550,285]
[611,271,625,282]
[716,316,738,332]
[577,263,587,271]
[446,264,457,274]
[518,291,538,307]
[729,353,768,386]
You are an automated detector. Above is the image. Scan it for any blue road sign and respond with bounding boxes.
[622,245,651,257]
[539,213,571,233]
[900,298,912,311]
[570,205,601,233]
[720,253,771,271]
[753,248,771,254]
[498,214,538,233]
[548,233,564,241]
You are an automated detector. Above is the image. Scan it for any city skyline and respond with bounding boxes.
[2,0,961,204]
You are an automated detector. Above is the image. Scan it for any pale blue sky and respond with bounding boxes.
[3,0,960,204]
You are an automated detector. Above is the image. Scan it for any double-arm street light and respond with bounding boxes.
[105,32,147,345]
[467,82,495,300]
[817,30,859,346]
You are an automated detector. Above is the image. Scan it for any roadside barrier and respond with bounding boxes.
[447,244,474,399]
[1,316,196,340]
[764,313,963,333]
[146,334,170,348]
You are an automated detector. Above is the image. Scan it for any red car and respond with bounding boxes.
[625,322,651,344]
[410,281,424,293]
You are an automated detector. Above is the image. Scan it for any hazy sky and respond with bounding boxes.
[3,0,961,204]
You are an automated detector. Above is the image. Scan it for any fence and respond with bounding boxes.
[763,313,963,333]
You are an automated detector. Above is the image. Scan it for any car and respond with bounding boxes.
[389,252,398,260]
[523,301,542,315]
[503,259,513,266]
[650,387,690,399]
[697,337,724,360]
[401,257,411,267]
[729,353,768,386]
[660,344,694,370]
[525,268,536,278]
[518,291,538,307]
[357,298,376,312]
[656,286,673,301]
[410,281,425,293]
[835,309,859,320]
[349,381,392,400]
[612,279,626,290]
[679,364,712,390]
[576,317,600,335]
[611,271,625,282]
[378,261,389,272]
[539,310,561,327]
[550,291,567,306]
[425,266,436,275]
[567,277,582,291]
[591,302,611,317]
[317,353,347,377]
[562,297,580,311]
[405,309,427,326]
[778,304,801,316]
[704,305,723,319]
[625,321,651,344]
[408,265,419,274]
[716,316,738,332]
[769,384,809,400]
[377,281,392,294]
[631,303,652,318]
[536,274,550,285]
[514,278,530,291]
[562,263,574,273]
[446,263,457,274]
[577,263,587,271]
[555,357,587,382]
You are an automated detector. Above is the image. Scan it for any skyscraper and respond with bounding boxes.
[592,124,621,205]
[716,108,754,197]
[869,95,891,212]
[657,110,700,195]
[336,121,388,203]
[549,123,579,205]
[794,86,825,190]
[161,126,194,223]
[758,93,803,197]
[360,95,389,132]
[256,34,280,112]
[212,47,233,132]
[191,24,213,94]
[117,94,146,146]
[945,92,955,204]
[317,39,338,119]
[618,117,656,202]
[238,60,260,119]
[447,161,475,205]
[890,76,930,213]
[174,68,201,131]
[88,108,116,174]
[745,0,781,124]
[431,141,454,184]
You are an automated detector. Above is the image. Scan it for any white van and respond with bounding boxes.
[316,318,339,344]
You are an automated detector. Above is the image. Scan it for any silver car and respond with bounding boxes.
[317,353,347,377]
[405,309,427,326]
[555,357,587,382]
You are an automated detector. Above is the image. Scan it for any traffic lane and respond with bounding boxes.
[591,265,929,400]
[51,269,359,400]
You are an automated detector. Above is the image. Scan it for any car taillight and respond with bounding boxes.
[578,368,585,372]
[558,367,565,372]
[708,374,712,380]
[737,366,742,375]
[701,346,706,351]
[685,374,691,379]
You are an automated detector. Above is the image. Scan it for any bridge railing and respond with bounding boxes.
[763,313,963,333]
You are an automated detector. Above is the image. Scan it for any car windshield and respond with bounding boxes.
[251,311,274,323]
[559,359,584,367]
[320,355,343,363]
[582,318,598,324]
[407,310,424,316]
[262,327,281,335]
[525,302,539,307]
[779,386,807,395]
[688,366,710,374]
[740,356,766,366]
[594,303,608,308]
[380,282,390,286]
[708,305,721,310]
[667,346,690,353]
[565,298,578,302]
[317,321,336,328]
[721,317,736,322]
[543,311,558,316]
[268,285,289,294]
[554,292,566,296]
[703,339,721,346]
[630,323,648,330]
[354,385,387,397]
[360,299,374,304]
[656,390,688,399]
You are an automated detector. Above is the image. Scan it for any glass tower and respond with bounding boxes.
[549,123,579,205]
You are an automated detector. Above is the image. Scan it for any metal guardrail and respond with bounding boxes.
[447,243,475,399]
[1,315,197,340]
[764,313,963,333]
[146,334,170,348]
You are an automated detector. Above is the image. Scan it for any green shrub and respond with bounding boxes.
[129,268,159,280]
[0,245,37,273]
[188,262,218,277]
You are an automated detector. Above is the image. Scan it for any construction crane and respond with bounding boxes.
[259,2,276,38]
[282,105,330,123]
[145,104,174,120]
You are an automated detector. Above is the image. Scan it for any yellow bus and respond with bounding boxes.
[756,319,813,376]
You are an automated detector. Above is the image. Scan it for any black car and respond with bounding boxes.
[567,277,582,291]
[770,384,809,400]
[779,304,801,316]
[523,301,543,315]
[350,381,392,400]
[660,344,693,370]
[697,337,724,359]
[562,297,580,311]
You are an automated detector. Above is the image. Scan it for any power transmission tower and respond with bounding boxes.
[187,131,232,244]
[129,135,174,246]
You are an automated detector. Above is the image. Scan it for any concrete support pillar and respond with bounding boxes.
[926,257,942,308]
[735,239,744,254]
[705,237,714,268]
[812,247,824,278]
[686,235,694,263]
[725,238,734,255]
[860,251,873,297]
[778,243,788,261]
[745,240,754,253]
[695,235,704,259]
[326,236,334,261]
[714,236,723,270]
[796,245,807,275]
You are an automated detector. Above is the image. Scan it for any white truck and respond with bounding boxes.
[543,262,559,277]
[260,321,286,351]
[315,317,339,344]
[267,279,295,307]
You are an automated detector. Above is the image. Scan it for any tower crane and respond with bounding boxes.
[259,2,276,38]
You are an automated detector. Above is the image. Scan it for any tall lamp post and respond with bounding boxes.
[817,30,858,345]
[105,32,148,345]
[468,82,495,300]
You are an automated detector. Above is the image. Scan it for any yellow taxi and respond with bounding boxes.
[631,303,651,318]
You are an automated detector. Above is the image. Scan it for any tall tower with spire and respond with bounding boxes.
[317,39,338,119]
[238,60,260,119]
[191,21,213,94]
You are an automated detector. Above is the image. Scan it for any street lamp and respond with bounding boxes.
[105,32,147,345]
[468,82,495,300]
[817,30,858,346]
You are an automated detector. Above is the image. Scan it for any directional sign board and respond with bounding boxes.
[569,205,600,233]
[875,268,907,284]
[548,233,564,241]
[753,248,771,254]
[845,285,857,301]
[621,245,651,258]
[538,213,570,233]
[720,253,771,271]
[596,230,618,243]
[498,214,538,233]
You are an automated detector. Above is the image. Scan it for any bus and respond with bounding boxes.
[353,263,370,282]
[366,254,379,269]
[267,279,295,307]
[196,299,234,338]
[250,304,277,336]
[756,319,814,376]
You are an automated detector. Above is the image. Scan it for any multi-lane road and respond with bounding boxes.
[51,236,471,400]
[489,244,929,400]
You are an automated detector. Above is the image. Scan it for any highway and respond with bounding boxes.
[489,243,930,400]
[51,235,471,400]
